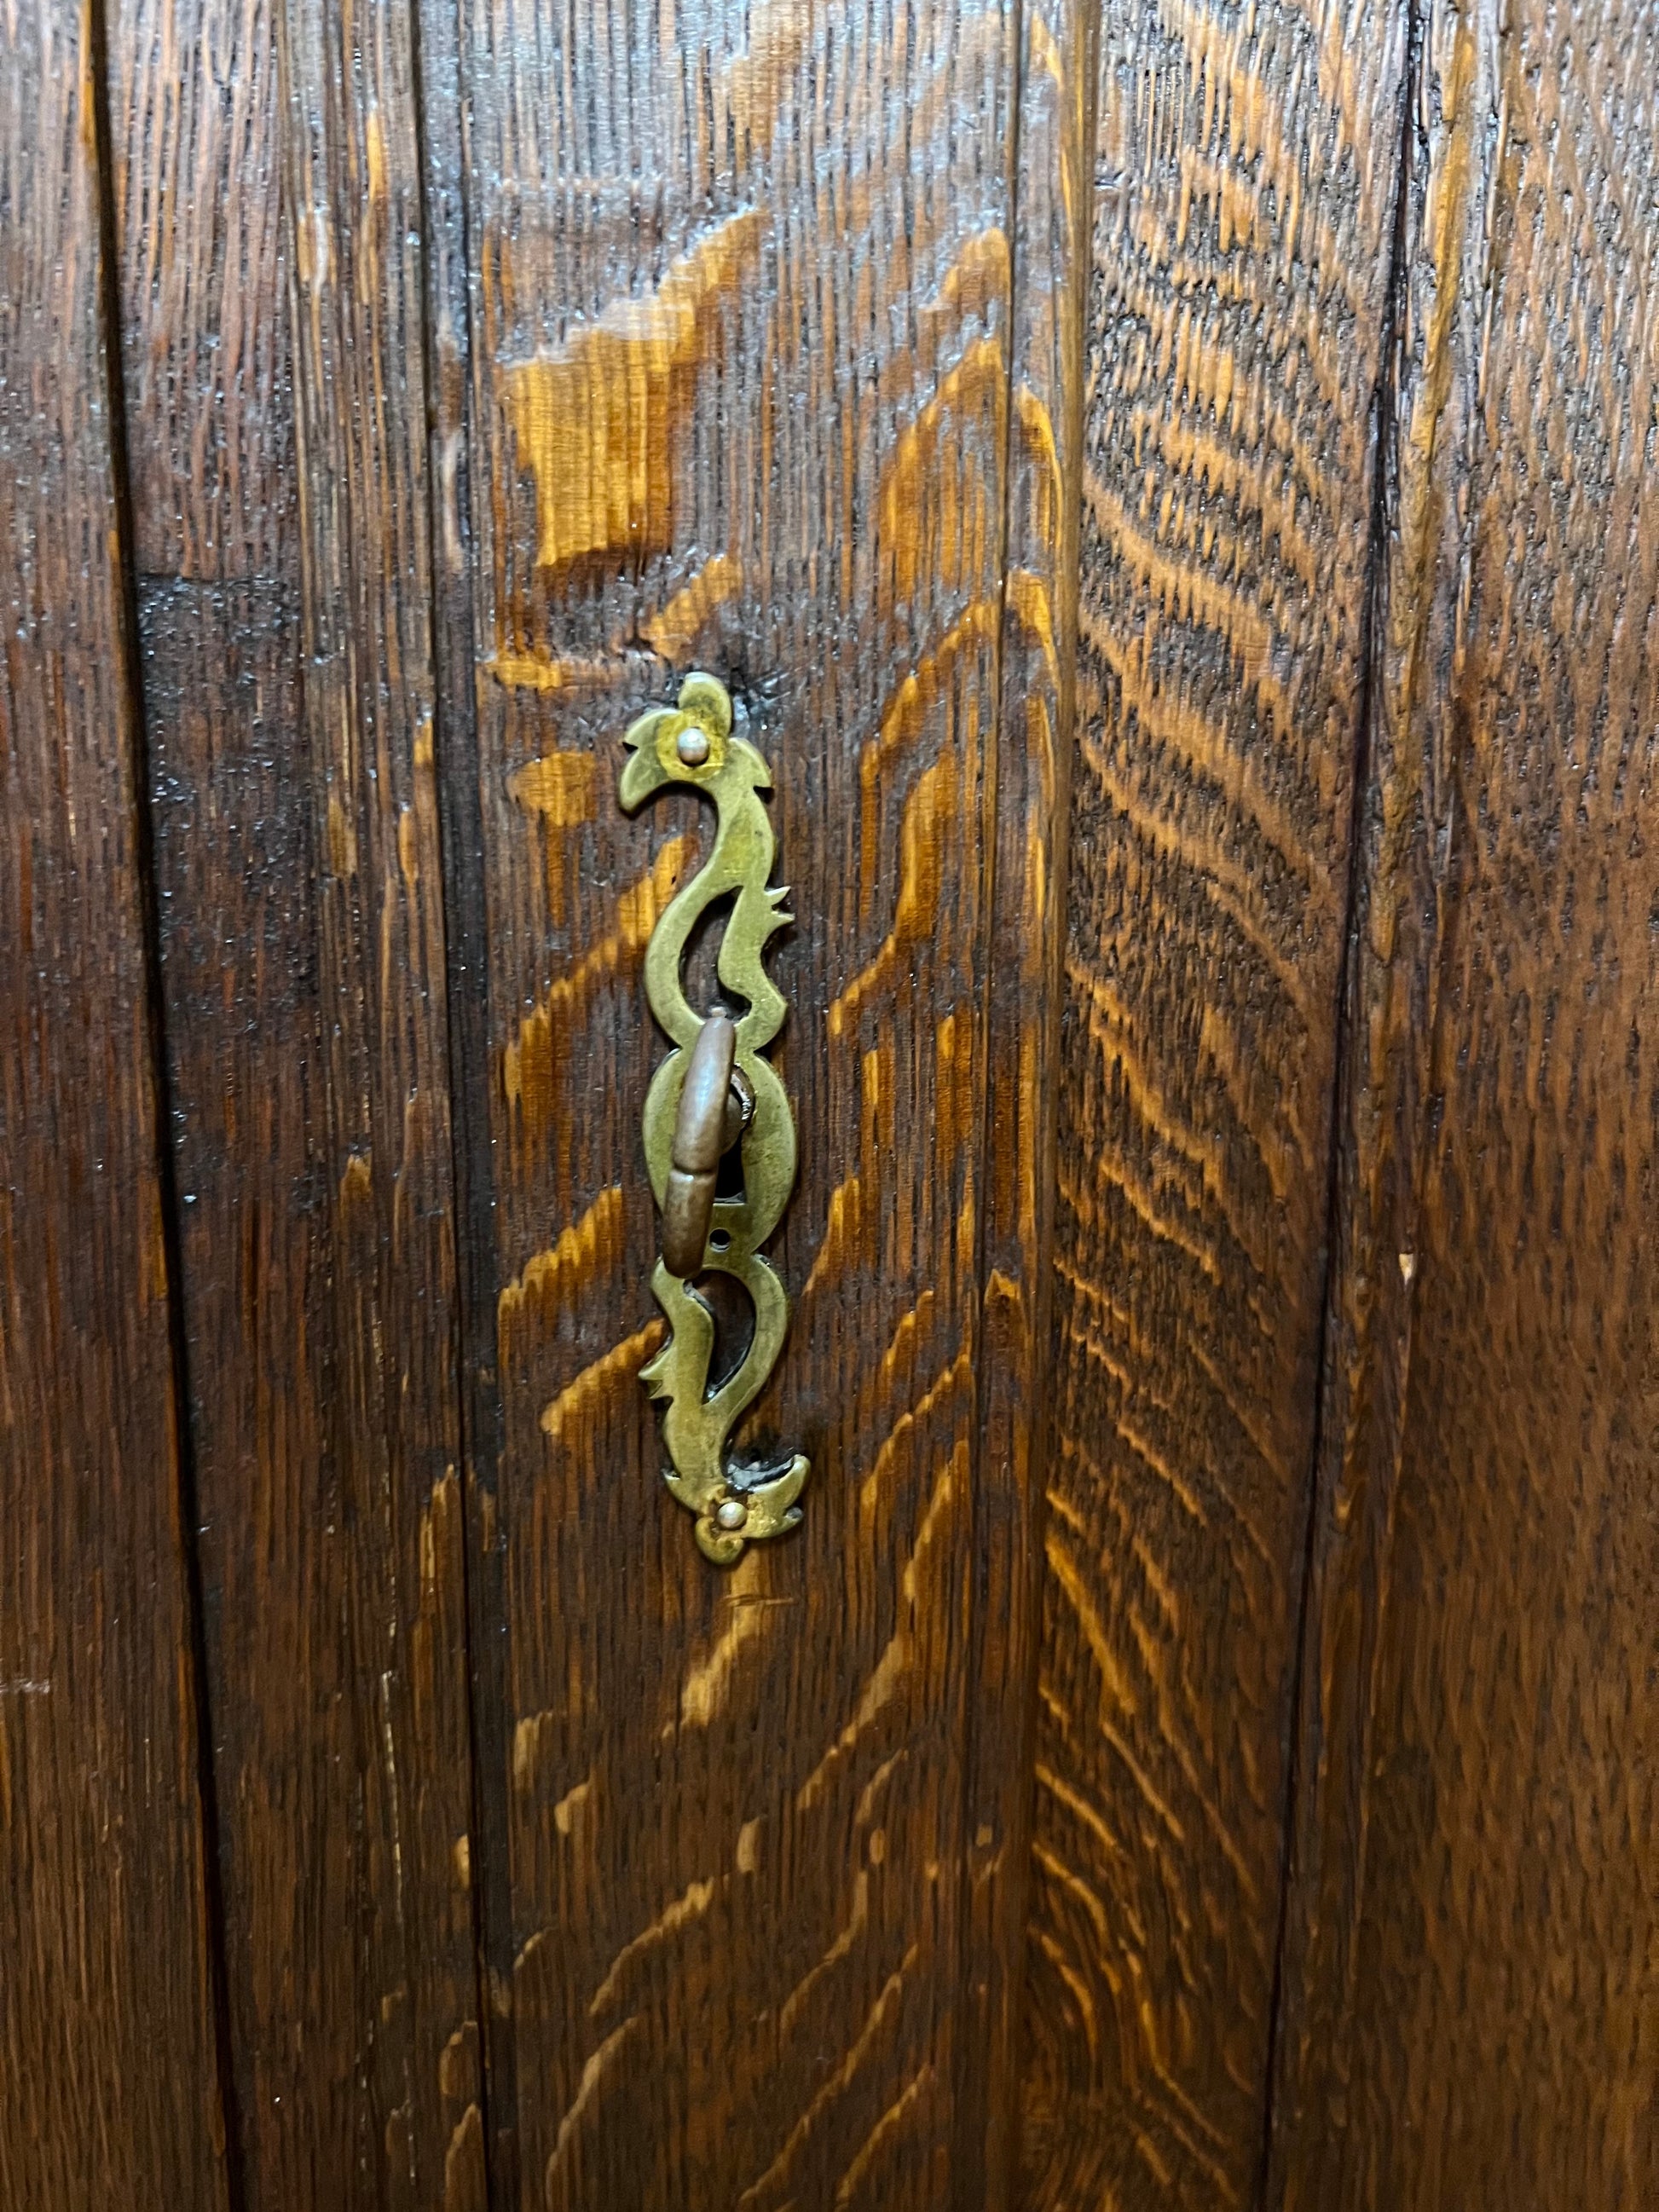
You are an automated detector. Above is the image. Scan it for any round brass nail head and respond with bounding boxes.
[676,725,710,765]
[714,1498,748,1531]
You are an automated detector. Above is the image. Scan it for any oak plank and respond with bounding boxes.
[1268,0,1659,2198]
[269,0,489,2201]
[409,0,526,2191]
[107,8,327,2196]
[0,8,230,2204]
[1020,1,1409,2201]
[962,0,1099,2196]
[111,0,291,584]
[107,3,485,2201]
[427,0,1068,2200]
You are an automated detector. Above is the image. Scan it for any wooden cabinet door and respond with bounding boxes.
[5,1,1653,2208]
[5,3,1093,2209]
[409,5,1090,2204]
[1026,2,1659,2208]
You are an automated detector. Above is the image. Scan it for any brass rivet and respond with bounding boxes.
[676,724,710,766]
[714,1497,748,1531]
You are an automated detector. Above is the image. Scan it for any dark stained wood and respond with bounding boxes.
[23,0,1654,2199]
[130,589,340,2212]
[0,7,230,2205]
[1267,0,1659,2200]
[423,0,1081,2202]
[268,0,488,2203]
[1020,3,1410,2202]
[107,8,334,2197]
[106,0,486,2199]
[111,0,291,583]
[411,0,523,2190]
[962,0,1099,2198]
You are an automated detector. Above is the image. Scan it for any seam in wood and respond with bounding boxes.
[405,0,502,2198]
[1251,0,1426,2198]
[82,1,246,2201]
[954,0,1100,2195]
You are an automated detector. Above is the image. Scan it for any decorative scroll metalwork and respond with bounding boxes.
[620,673,809,1564]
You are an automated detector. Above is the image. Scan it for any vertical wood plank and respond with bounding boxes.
[411,0,523,2191]
[1020,1,1410,2201]
[422,0,1069,2200]
[1268,0,1659,2199]
[0,8,231,2206]
[106,7,325,2196]
[106,0,486,2199]
[963,0,1098,2195]
[269,0,488,2202]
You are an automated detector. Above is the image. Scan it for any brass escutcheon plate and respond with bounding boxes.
[619,673,809,1565]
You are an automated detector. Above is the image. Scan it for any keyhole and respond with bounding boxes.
[697,1267,755,1394]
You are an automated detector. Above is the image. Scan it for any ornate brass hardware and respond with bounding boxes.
[660,1011,747,1278]
[620,673,809,1565]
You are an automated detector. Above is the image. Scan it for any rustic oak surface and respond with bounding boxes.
[963,0,1097,2197]
[11,0,1655,2203]
[275,0,488,2200]
[0,8,229,2205]
[1020,3,1410,2203]
[105,1,486,2203]
[1268,0,1659,2200]
[109,4,316,2198]
[423,0,1078,2203]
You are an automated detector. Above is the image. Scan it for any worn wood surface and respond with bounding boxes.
[0,8,229,2205]
[412,0,522,2189]
[274,0,488,2200]
[14,0,1656,2201]
[1020,1,1411,2202]
[962,0,1098,2198]
[103,2,485,2203]
[108,5,316,2198]
[1268,0,1659,2201]
[423,0,1079,2203]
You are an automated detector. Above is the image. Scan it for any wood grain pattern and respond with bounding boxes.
[1268,0,1659,2199]
[412,0,520,2190]
[270,0,488,2201]
[105,3,484,2202]
[107,6,317,2197]
[1020,2,1410,2201]
[12,0,1653,2200]
[0,8,229,2204]
[963,0,1098,2197]
[423,0,1079,2201]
